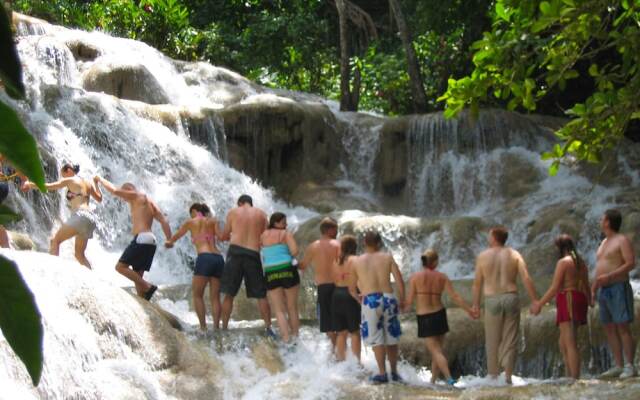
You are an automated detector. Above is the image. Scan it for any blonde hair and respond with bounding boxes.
[421,249,439,268]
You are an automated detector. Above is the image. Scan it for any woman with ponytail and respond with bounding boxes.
[530,234,591,379]
[165,203,223,333]
[24,162,102,268]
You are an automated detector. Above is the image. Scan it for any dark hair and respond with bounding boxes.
[339,235,357,265]
[421,249,439,268]
[363,230,382,249]
[61,162,80,174]
[604,209,622,232]
[189,203,211,216]
[554,234,585,271]
[490,226,508,245]
[237,194,253,206]
[268,212,287,229]
[319,217,338,234]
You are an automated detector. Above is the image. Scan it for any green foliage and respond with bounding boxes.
[0,5,45,387]
[439,0,640,172]
[0,255,43,386]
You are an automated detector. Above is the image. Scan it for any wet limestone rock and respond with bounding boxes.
[82,61,170,105]
[289,181,381,213]
[8,231,37,251]
[220,100,342,198]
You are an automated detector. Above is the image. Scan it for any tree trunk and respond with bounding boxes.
[389,0,428,113]
[336,0,357,111]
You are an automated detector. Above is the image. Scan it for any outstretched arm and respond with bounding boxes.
[403,276,416,313]
[25,177,74,191]
[90,178,102,203]
[165,221,189,248]
[535,260,566,310]
[94,176,138,201]
[349,265,360,303]
[517,254,538,303]
[444,278,473,316]
[150,200,172,240]
[472,256,484,315]
[298,245,314,271]
[218,212,232,242]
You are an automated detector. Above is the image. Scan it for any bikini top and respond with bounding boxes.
[261,231,292,268]
[191,215,215,244]
[66,189,89,202]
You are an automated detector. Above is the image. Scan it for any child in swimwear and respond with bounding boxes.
[530,234,591,379]
[404,249,475,385]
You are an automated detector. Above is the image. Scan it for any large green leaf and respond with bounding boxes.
[0,204,21,225]
[0,255,43,386]
[0,101,45,191]
[0,6,25,99]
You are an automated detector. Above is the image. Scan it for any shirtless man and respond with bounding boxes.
[349,231,405,384]
[94,176,171,300]
[592,209,637,379]
[404,249,475,385]
[299,217,340,345]
[218,194,272,333]
[472,226,538,384]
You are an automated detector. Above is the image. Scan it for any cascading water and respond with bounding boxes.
[3,13,640,400]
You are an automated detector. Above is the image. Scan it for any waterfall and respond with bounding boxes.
[5,22,315,287]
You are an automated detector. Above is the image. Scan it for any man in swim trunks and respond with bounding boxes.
[218,194,272,333]
[0,154,26,248]
[349,230,405,384]
[94,176,171,300]
[472,226,538,384]
[299,217,341,346]
[592,209,637,379]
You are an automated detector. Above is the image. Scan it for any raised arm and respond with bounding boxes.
[390,256,405,307]
[531,259,566,315]
[94,176,138,201]
[444,277,473,316]
[517,252,538,303]
[89,178,102,203]
[165,221,190,248]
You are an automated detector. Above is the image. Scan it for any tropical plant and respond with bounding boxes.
[438,0,640,174]
[0,5,45,386]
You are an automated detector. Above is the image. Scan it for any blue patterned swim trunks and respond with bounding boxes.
[360,292,402,346]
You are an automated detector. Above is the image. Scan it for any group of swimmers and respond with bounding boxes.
[2,161,637,385]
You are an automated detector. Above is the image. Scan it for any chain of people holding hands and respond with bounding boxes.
[2,160,636,386]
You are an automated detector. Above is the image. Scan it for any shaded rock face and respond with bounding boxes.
[220,101,343,197]
[82,62,170,105]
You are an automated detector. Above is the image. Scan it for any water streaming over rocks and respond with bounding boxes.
[3,13,640,400]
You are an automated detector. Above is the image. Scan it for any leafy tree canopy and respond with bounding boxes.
[439,0,640,174]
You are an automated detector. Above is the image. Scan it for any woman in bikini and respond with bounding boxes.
[260,212,300,344]
[165,203,224,332]
[530,234,591,379]
[404,249,474,385]
[24,162,102,268]
[331,235,361,362]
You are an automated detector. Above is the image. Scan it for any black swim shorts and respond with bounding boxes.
[265,264,300,290]
[119,235,157,272]
[194,252,225,278]
[220,244,266,299]
[417,308,449,338]
[331,286,361,333]
[317,283,335,333]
